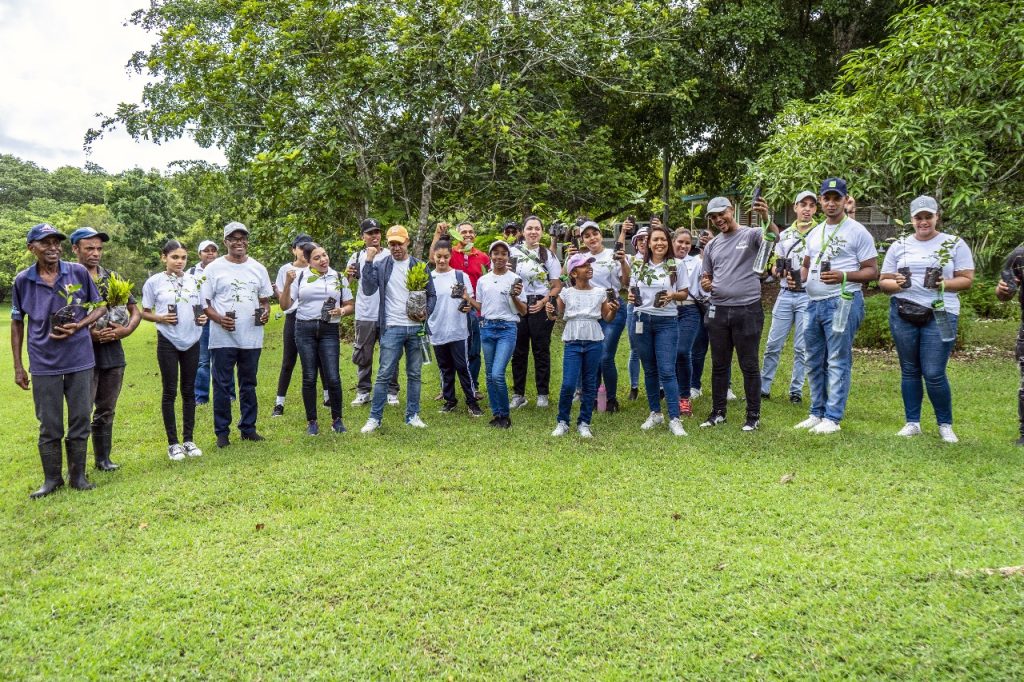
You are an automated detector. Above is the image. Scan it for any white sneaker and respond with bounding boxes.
[726,388,738,401]
[387,394,400,406]
[938,424,959,443]
[794,416,822,430]
[406,414,427,428]
[536,395,549,408]
[641,412,664,430]
[690,387,702,399]
[360,418,381,434]
[551,421,570,437]
[351,392,371,406]
[182,441,203,458]
[896,422,922,437]
[510,395,528,409]
[167,444,186,461]
[577,422,593,438]
[668,418,687,436]
[809,418,841,434]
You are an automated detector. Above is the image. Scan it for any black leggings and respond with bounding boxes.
[157,333,199,445]
[511,309,554,396]
[277,313,327,397]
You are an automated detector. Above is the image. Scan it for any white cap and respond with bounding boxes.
[910,195,939,217]
[793,190,817,205]
[198,240,217,254]
[706,196,732,214]
[223,221,249,238]
[488,239,511,254]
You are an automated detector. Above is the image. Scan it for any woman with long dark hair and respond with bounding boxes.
[141,240,208,460]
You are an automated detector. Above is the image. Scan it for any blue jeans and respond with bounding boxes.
[690,311,709,391]
[761,289,809,396]
[294,320,343,422]
[371,325,423,423]
[211,347,261,436]
[889,299,956,424]
[599,298,627,400]
[467,313,482,393]
[628,312,681,418]
[558,340,603,426]
[626,304,642,389]
[675,305,702,397]
[804,292,865,423]
[480,320,517,417]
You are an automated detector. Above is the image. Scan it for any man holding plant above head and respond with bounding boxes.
[70,227,142,472]
[792,178,878,435]
[12,223,106,498]
[360,225,437,433]
[201,221,273,448]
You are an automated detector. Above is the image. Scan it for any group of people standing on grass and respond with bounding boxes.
[13,173,1024,499]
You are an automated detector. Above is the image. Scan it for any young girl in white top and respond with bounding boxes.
[547,253,619,437]
[141,239,208,461]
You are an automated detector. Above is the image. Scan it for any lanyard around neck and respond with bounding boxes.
[815,217,846,265]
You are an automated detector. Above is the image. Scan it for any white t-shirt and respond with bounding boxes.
[201,256,274,349]
[803,218,878,301]
[588,247,626,292]
[775,223,813,291]
[630,259,686,317]
[142,272,205,351]
[275,262,300,300]
[384,258,414,328]
[348,249,391,322]
[678,254,702,303]
[882,232,974,315]
[427,269,473,345]
[287,267,353,322]
[512,244,561,300]
[559,287,605,342]
[477,270,521,322]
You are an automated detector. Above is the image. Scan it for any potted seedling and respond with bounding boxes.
[654,259,677,307]
[50,283,90,333]
[305,270,344,322]
[924,237,959,290]
[188,275,207,325]
[631,261,658,307]
[406,261,430,319]
[224,279,257,330]
[93,272,134,329]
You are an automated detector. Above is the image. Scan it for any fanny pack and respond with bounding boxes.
[896,298,933,326]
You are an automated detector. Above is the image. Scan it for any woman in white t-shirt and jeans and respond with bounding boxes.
[880,195,974,443]
[141,239,209,461]
[279,242,355,436]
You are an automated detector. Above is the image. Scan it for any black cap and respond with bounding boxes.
[502,221,520,234]
[291,234,313,248]
[360,218,382,234]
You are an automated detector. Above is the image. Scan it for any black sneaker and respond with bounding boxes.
[498,415,512,429]
[789,393,802,404]
[216,433,230,448]
[271,404,284,417]
[488,417,501,427]
[629,387,639,401]
[700,412,726,428]
[468,405,484,417]
[332,418,347,434]
[306,421,320,436]
[241,432,266,442]
[323,397,330,407]
[742,416,760,432]
[440,403,458,414]
[606,398,620,413]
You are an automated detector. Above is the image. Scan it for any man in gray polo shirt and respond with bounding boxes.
[699,196,779,431]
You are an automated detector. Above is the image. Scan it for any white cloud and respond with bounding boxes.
[0,0,225,172]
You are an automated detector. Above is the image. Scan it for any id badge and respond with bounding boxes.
[707,304,716,319]
[635,320,644,334]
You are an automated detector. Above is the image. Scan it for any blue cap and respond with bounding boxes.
[26,223,66,245]
[291,233,313,248]
[68,227,110,245]
[820,178,848,197]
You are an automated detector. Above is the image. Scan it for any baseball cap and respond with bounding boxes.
[26,223,66,245]
[291,233,313,248]
[197,240,218,254]
[68,227,110,245]
[910,195,939,217]
[706,196,732,215]
[488,239,511,254]
[223,221,249,238]
[502,221,520,235]
[386,225,409,244]
[579,220,601,235]
[819,178,848,197]
[793,190,817,205]
[360,218,382,234]
[565,253,596,273]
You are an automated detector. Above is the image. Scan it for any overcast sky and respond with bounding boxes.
[0,0,226,173]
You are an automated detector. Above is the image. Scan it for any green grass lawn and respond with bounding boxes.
[1,308,1023,679]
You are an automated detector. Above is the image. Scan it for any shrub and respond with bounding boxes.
[960,277,1016,319]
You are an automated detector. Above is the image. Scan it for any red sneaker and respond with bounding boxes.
[679,397,692,416]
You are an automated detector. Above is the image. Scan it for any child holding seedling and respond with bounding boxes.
[547,253,619,438]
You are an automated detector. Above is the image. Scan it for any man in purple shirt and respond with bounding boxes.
[11,224,106,498]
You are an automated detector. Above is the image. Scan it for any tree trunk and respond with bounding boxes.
[412,169,436,259]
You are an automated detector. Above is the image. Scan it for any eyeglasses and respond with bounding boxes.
[225,236,249,244]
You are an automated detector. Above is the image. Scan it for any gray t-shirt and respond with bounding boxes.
[701,226,764,306]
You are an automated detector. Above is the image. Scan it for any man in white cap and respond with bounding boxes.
[793,178,878,434]
[699,195,779,431]
[760,190,817,403]
[201,222,273,447]
[189,239,227,404]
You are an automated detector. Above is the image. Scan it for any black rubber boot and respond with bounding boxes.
[67,440,95,491]
[92,425,119,471]
[30,445,65,499]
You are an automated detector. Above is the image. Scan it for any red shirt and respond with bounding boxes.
[450,248,490,289]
